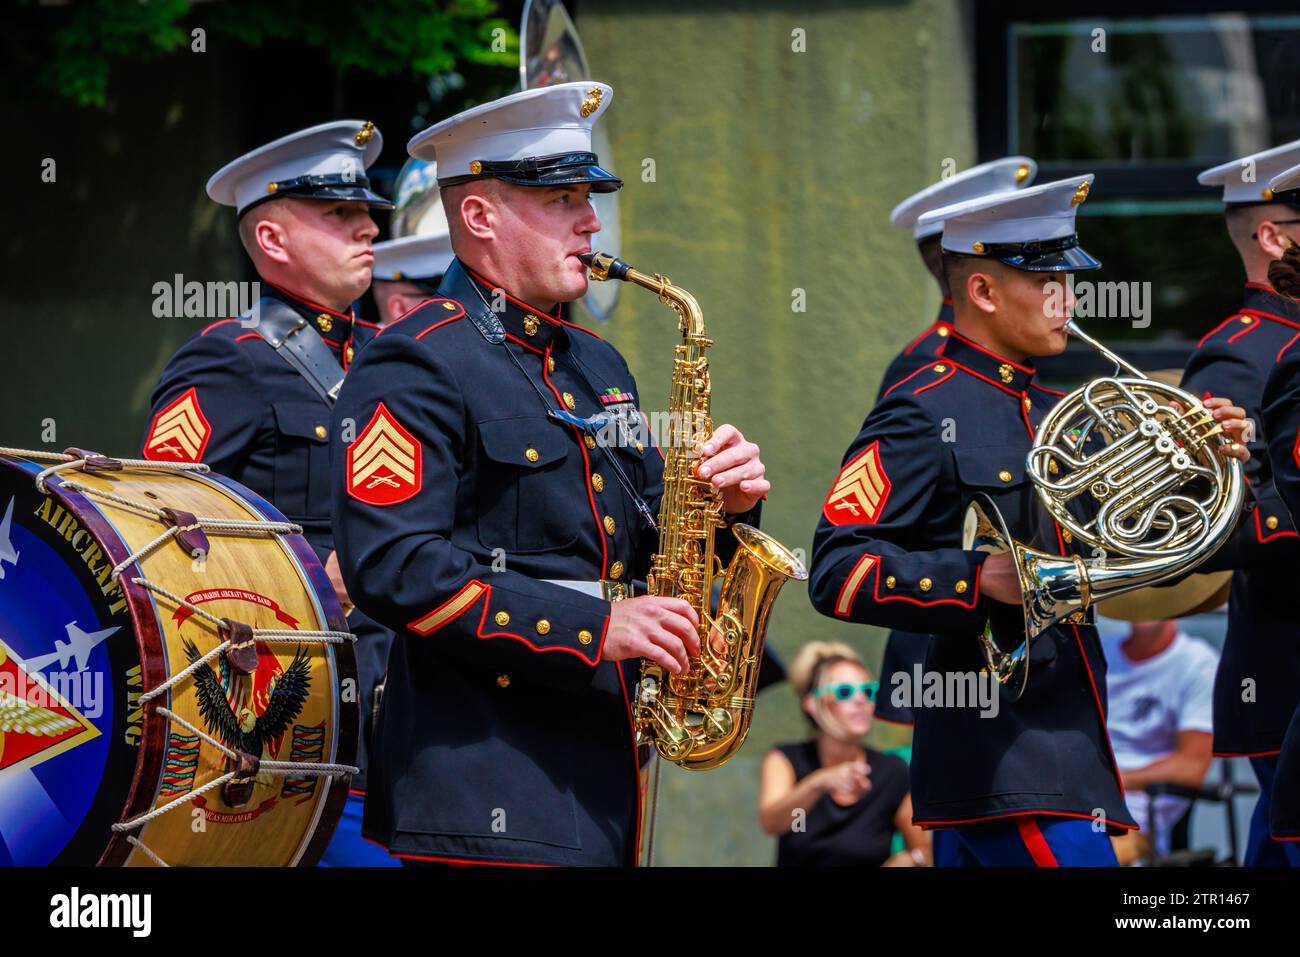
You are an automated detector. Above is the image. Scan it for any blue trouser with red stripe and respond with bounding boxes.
[942,816,1118,867]
[1246,755,1300,867]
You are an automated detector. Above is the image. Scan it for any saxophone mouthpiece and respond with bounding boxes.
[580,251,631,282]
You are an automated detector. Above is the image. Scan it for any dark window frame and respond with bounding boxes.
[974,0,1300,381]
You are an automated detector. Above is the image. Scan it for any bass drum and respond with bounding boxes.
[0,449,356,866]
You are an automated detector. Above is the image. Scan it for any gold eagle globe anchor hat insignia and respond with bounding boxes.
[407,81,623,193]
[1197,138,1300,205]
[918,174,1102,273]
[206,119,396,217]
[889,155,1039,240]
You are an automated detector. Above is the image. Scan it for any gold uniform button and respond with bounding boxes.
[937,327,949,337]
[535,619,551,635]
[470,160,483,175]
[885,576,897,589]
[955,580,968,594]
[603,515,616,535]
[610,561,624,579]
[634,442,645,454]
[317,314,334,333]
[496,673,511,688]
[345,345,355,363]
[547,356,556,374]
[919,578,933,592]
[314,424,327,440]
[563,392,576,410]
[442,301,457,311]
[584,434,597,450]
[1267,515,1280,530]
[494,611,510,626]
[1241,316,1253,324]
[591,473,604,493]
[1048,460,1059,475]
[933,364,947,373]
[998,470,1013,483]
[578,630,594,646]
[525,447,540,463]
[1023,396,1032,411]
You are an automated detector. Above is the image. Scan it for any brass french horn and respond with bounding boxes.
[964,320,1245,698]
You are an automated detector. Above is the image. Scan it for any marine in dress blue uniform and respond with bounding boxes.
[370,229,455,326]
[330,82,765,866]
[874,158,1040,757]
[1194,145,1300,866]
[809,176,1141,866]
[1256,162,1300,865]
[142,121,399,866]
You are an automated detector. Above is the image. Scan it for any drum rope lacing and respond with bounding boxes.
[2,448,359,866]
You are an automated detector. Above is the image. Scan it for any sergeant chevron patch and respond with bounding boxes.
[143,387,211,462]
[823,441,891,525]
[347,402,422,505]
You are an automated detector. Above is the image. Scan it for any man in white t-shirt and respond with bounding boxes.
[1102,619,1217,863]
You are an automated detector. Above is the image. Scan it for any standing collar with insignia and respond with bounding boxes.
[262,280,355,346]
[1242,282,1300,326]
[442,259,573,352]
[943,329,1036,393]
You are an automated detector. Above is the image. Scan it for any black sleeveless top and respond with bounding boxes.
[773,742,910,867]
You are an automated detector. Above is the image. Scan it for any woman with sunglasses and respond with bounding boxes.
[758,642,929,866]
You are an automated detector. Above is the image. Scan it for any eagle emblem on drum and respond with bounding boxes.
[182,639,311,759]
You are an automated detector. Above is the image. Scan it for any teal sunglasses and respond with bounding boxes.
[812,681,878,702]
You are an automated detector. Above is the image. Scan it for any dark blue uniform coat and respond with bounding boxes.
[808,330,1136,831]
[330,259,756,866]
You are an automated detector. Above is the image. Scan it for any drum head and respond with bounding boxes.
[0,461,140,865]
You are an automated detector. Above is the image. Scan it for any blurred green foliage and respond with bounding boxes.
[17,0,517,108]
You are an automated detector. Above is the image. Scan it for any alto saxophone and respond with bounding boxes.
[580,252,808,772]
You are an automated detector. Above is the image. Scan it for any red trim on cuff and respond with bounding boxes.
[834,553,879,617]
[871,559,981,608]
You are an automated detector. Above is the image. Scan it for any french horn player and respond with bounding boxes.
[809,175,1251,867]
[329,82,773,867]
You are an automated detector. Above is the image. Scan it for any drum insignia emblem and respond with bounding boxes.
[143,387,212,463]
[0,634,101,775]
[182,638,310,764]
[347,402,422,506]
[822,441,892,526]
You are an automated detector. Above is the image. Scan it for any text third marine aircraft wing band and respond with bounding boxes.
[6,76,1300,869]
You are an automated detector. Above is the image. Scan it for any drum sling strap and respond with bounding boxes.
[248,297,346,405]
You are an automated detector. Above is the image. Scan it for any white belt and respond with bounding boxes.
[544,579,632,601]
[545,579,604,598]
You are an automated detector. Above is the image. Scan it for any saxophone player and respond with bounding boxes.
[329,82,768,866]
[807,178,1252,866]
